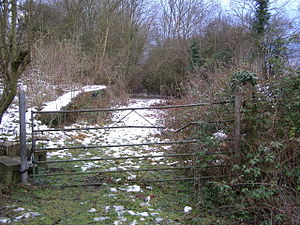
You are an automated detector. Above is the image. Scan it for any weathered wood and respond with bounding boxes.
[0,141,20,157]
[19,92,28,184]
[0,156,20,184]
[234,89,242,163]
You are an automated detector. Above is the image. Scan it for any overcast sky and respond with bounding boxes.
[220,0,299,18]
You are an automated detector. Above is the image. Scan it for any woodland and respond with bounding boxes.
[0,0,300,224]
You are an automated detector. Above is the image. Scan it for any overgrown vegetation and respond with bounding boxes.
[1,0,300,224]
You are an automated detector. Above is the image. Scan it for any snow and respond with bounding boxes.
[0,85,106,142]
[88,208,97,213]
[127,211,136,216]
[0,218,11,223]
[42,85,106,111]
[212,130,227,140]
[155,217,164,222]
[113,206,125,211]
[94,217,109,221]
[184,206,192,213]
[13,207,25,212]
[43,97,165,171]
[110,188,118,192]
[104,206,111,212]
[15,212,41,220]
[138,212,149,217]
[126,185,141,192]
[1,84,191,224]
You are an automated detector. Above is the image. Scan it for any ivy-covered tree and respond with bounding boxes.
[252,0,270,35]
[188,39,201,71]
[252,0,271,78]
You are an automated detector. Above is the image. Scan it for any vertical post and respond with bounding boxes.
[31,110,36,181]
[234,88,242,164]
[19,92,28,184]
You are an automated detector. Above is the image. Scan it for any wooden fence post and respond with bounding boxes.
[234,88,242,164]
[19,92,28,184]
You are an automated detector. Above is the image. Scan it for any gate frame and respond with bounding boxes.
[21,98,237,185]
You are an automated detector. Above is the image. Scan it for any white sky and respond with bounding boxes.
[220,0,299,18]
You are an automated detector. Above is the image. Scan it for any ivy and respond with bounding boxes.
[231,70,258,91]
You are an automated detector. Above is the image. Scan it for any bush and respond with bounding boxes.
[164,67,300,224]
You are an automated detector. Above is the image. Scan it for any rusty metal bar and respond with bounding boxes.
[55,175,231,187]
[33,125,166,133]
[31,166,203,177]
[33,101,233,114]
[34,153,196,164]
[34,139,199,152]
[31,164,230,177]
[130,175,229,183]
[34,151,233,164]
[175,120,234,133]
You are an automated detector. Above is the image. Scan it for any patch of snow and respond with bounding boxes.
[127,174,137,180]
[81,162,98,172]
[81,85,106,92]
[0,85,106,142]
[88,208,97,213]
[42,85,106,112]
[94,217,109,222]
[107,194,117,198]
[212,130,227,140]
[15,212,30,220]
[155,217,164,222]
[139,202,150,207]
[0,218,11,223]
[30,212,41,217]
[110,188,118,192]
[184,206,192,213]
[42,91,81,111]
[127,210,136,216]
[138,212,149,217]
[126,185,141,192]
[13,207,25,212]
[104,206,111,212]
[114,206,125,211]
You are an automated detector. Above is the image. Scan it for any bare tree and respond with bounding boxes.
[0,0,32,125]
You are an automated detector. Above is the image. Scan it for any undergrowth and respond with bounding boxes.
[165,68,300,224]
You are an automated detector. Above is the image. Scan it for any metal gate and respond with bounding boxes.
[29,100,233,187]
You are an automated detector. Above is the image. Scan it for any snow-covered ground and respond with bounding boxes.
[0,85,106,142]
[43,97,168,171]
[0,86,195,224]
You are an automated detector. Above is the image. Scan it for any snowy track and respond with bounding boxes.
[1,93,195,224]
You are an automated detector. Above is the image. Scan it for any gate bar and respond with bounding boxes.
[62,175,229,187]
[34,151,233,164]
[31,164,229,177]
[33,125,166,133]
[34,139,199,152]
[129,175,229,183]
[33,101,233,114]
